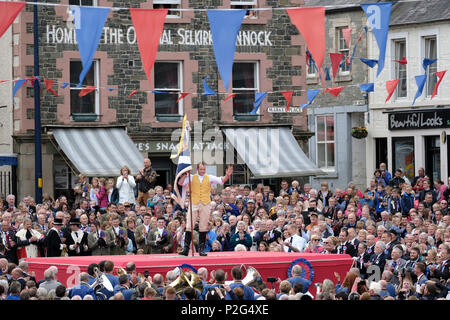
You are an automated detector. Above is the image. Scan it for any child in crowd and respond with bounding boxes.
[152,186,166,208]
[146,188,156,209]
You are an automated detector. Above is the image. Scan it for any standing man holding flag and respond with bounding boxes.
[171,116,233,256]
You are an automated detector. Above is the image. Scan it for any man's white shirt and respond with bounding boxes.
[283,234,307,252]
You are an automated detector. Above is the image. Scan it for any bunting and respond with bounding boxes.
[0,1,26,39]
[342,28,352,48]
[325,86,344,98]
[412,75,427,106]
[79,85,96,97]
[44,79,58,97]
[385,79,399,103]
[330,53,344,80]
[423,58,438,71]
[70,6,110,87]
[360,58,378,68]
[176,92,191,104]
[202,76,216,96]
[360,83,374,93]
[287,7,325,70]
[282,91,294,112]
[207,10,246,92]
[250,92,267,114]
[130,9,168,87]
[361,2,393,77]
[393,57,407,65]
[224,92,240,102]
[13,79,27,98]
[300,89,320,109]
[431,70,446,100]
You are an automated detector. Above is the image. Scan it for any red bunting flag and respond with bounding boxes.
[0,2,25,39]
[282,91,294,112]
[385,79,399,103]
[176,92,191,104]
[128,90,145,98]
[130,9,168,86]
[330,53,344,80]
[342,28,352,48]
[393,57,408,65]
[431,70,447,99]
[44,79,58,97]
[224,92,240,102]
[287,7,325,70]
[325,86,344,98]
[79,86,96,97]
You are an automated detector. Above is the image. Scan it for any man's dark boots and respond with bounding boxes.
[199,232,207,256]
[179,231,192,256]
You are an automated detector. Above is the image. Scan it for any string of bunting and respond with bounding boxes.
[0,0,447,113]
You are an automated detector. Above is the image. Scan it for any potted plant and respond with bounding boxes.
[351,126,368,139]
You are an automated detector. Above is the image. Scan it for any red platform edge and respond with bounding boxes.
[26,251,353,293]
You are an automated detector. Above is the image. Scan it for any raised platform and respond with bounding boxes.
[26,251,353,292]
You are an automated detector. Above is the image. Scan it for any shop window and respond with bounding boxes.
[153,0,181,18]
[424,36,437,97]
[336,27,350,74]
[154,61,183,121]
[70,60,99,121]
[392,137,415,181]
[232,61,259,120]
[393,39,407,99]
[230,0,258,19]
[316,115,335,170]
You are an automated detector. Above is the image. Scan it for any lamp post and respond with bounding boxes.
[33,0,43,204]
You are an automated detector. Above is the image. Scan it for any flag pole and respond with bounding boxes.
[188,171,194,257]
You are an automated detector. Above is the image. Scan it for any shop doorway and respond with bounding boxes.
[392,137,415,181]
[375,138,388,170]
[149,156,176,189]
[425,136,440,182]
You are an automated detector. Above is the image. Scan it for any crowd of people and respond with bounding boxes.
[0,159,449,300]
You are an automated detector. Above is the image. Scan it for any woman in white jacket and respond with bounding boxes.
[116,165,136,205]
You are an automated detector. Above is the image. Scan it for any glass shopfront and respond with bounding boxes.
[392,137,415,181]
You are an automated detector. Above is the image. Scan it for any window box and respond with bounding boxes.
[233,113,259,121]
[71,113,98,122]
[156,114,182,122]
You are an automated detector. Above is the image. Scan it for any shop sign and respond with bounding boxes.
[135,141,230,153]
[388,109,450,131]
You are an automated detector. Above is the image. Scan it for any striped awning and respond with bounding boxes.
[52,128,144,177]
[224,127,324,178]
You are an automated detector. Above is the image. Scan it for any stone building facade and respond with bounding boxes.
[304,0,369,192]
[11,0,313,201]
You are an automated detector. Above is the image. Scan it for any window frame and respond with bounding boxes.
[315,114,336,171]
[391,37,408,100]
[69,59,100,117]
[423,35,438,97]
[230,0,258,19]
[153,0,182,19]
[232,60,260,116]
[306,50,317,78]
[153,61,183,116]
[336,27,350,75]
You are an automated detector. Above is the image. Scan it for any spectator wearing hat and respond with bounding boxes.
[65,218,89,256]
[45,218,66,257]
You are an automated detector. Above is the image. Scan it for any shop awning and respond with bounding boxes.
[223,127,324,178]
[52,128,144,176]
[0,154,17,166]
